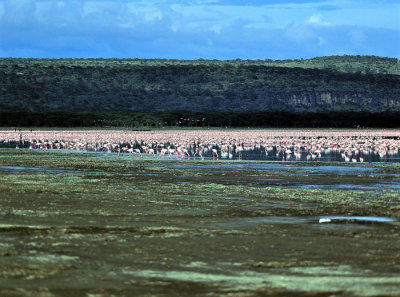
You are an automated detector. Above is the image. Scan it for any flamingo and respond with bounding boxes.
[212,148,218,160]
[236,145,243,160]
[134,148,142,158]
[3,129,400,164]
[148,148,155,158]
[127,148,134,158]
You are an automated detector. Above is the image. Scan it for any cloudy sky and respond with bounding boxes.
[0,0,399,59]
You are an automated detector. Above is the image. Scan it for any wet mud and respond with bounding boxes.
[0,150,399,296]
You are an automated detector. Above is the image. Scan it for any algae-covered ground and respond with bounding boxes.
[0,149,399,296]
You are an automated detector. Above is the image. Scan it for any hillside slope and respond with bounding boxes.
[0,56,399,119]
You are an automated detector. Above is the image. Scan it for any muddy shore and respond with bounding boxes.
[0,150,399,296]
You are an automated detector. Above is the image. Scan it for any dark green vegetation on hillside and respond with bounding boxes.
[1,56,399,127]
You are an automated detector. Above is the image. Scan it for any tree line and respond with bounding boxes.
[2,111,400,128]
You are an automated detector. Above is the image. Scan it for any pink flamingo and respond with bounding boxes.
[212,148,218,160]
[236,145,243,160]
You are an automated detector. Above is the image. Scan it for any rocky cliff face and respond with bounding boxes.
[283,91,400,112]
[1,58,399,113]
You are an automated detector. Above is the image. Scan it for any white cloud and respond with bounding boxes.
[317,36,326,46]
[305,14,331,26]
[284,23,316,43]
[210,24,222,34]
[118,23,135,29]
[144,10,163,22]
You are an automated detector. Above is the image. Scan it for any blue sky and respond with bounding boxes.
[0,0,399,59]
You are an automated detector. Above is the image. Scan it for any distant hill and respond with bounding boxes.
[1,56,400,127]
[261,55,400,75]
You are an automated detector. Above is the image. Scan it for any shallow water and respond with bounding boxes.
[0,165,80,174]
[318,216,398,223]
[0,150,399,296]
[165,161,379,173]
[294,183,400,190]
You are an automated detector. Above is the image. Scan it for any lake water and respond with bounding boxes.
[0,150,399,296]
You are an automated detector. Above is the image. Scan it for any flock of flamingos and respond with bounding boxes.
[1,129,400,162]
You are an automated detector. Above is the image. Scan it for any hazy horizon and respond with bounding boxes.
[1,55,399,61]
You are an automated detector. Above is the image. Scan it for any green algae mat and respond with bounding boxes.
[0,150,399,296]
